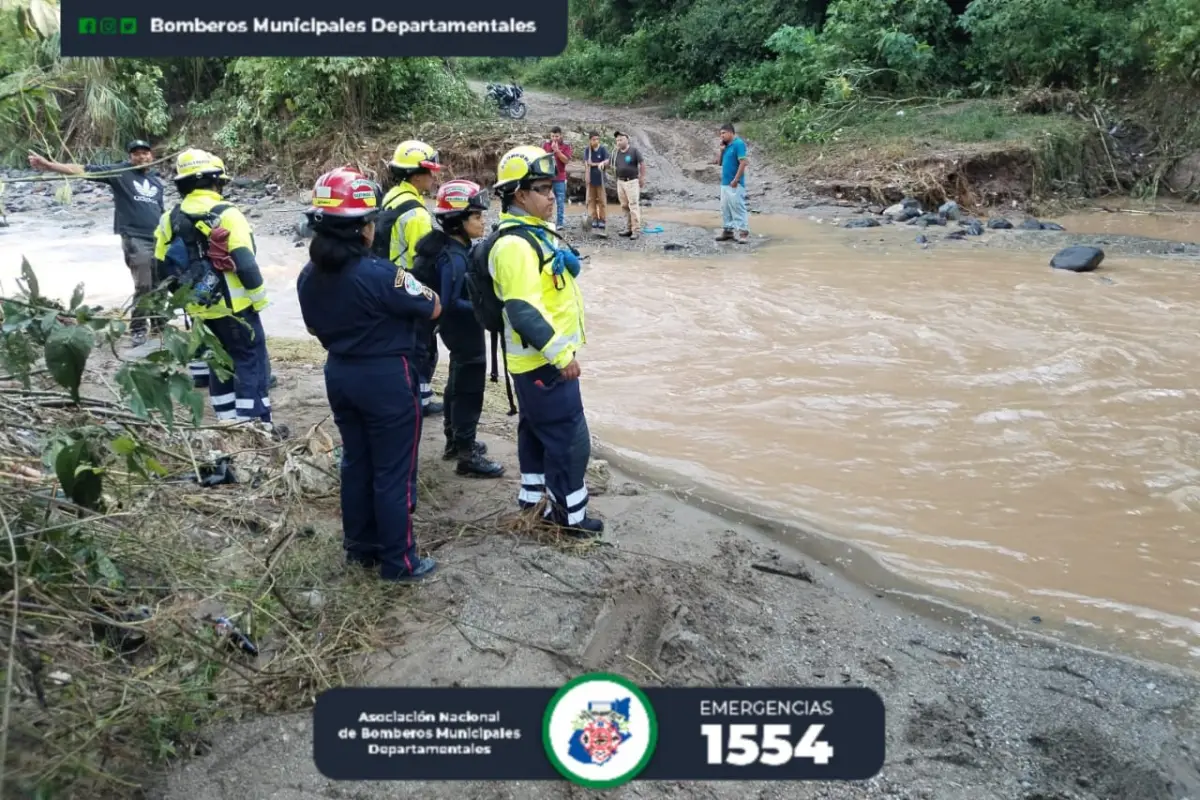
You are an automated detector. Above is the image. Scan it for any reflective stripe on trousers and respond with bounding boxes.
[510,364,592,525]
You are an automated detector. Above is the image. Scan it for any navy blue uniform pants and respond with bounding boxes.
[189,309,272,422]
[511,364,592,525]
[325,353,423,579]
[440,320,487,449]
[416,322,438,409]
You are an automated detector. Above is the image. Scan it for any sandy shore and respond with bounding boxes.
[146,357,1200,800]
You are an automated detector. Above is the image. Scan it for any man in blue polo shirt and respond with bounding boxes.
[714,122,749,244]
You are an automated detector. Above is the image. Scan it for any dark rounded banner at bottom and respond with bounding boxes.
[313,673,885,787]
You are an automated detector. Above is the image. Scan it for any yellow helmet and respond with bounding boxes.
[494,145,556,193]
[173,148,228,181]
[389,140,441,172]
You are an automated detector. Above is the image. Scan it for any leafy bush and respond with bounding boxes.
[214,58,483,157]
[958,0,1145,89]
[1133,0,1200,83]
[820,0,959,90]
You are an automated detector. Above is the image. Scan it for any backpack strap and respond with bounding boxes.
[174,202,232,242]
[498,336,517,416]
[494,224,559,269]
[489,329,499,382]
[391,198,423,215]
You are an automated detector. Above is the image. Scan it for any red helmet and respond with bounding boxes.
[433,179,489,218]
[306,167,380,221]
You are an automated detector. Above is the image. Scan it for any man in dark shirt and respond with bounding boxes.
[583,131,608,231]
[28,139,166,345]
[610,131,645,240]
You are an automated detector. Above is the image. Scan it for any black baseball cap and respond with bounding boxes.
[127,139,152,153]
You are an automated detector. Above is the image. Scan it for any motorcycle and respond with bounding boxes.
[485,82,527,120]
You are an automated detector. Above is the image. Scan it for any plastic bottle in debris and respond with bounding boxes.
[214,616,259,656]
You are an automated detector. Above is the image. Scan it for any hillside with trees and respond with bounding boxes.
[3,0,1198,204]
[467,0,1200,203]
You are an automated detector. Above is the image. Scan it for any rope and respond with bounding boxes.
[3,148,189,184]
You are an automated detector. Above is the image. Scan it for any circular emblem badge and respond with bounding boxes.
[542,672,658,789]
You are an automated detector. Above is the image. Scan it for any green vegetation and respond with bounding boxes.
[0,1,485,169]
[738,97,1086,152]
[461,0,1200,198]
[469,0,1198,109]
[0,267,408,798]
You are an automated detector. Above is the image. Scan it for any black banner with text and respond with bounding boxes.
[59,0,569,58]
[313,674,885,789]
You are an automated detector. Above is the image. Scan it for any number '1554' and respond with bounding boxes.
[700,723,835,766]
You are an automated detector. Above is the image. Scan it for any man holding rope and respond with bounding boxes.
[28,140,166,346]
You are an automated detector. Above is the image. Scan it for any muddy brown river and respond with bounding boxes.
[3,205,1198,671]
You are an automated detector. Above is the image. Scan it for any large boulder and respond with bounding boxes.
[1165,151,1200,195]
[1050,246,1104,272]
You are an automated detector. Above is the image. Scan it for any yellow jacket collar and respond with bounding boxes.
[185,188,224,203]
[383,181,421,206]
[500,210,552,230]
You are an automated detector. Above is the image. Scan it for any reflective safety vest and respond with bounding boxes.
[382,182,432,271]
[152,189,267,319]
[487,212,586,375]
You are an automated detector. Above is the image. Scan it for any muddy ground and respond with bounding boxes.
[142,354,1200,800]
[3,84,1200,799]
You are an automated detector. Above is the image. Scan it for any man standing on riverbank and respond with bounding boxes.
[28,140,166,344]
[612,131,645,240]
[583,131,608,231]
[715,123,749,244]
[542,126,572,228]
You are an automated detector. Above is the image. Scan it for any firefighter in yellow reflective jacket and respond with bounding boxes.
[377,139,443,416]
[486,145,602,538]
[153,148,274,425]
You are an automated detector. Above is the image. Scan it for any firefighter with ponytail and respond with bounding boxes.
[296,167,442,584]
[411,179,505,478]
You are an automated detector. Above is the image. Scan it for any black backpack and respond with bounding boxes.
[465,223,575,416]
[370,197,424,261]
[161,202,233,307]
[465,223,574,333]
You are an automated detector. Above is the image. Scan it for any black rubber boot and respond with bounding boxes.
[456,450,505,478]
[443,440,488,461]
[558,515,604,540]
[423,401,444,417]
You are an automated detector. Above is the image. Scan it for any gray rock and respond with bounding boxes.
[901,196,920,209]
[843,217,881,228]
[1019,217,1044,230]
[988,217,1013,230]
[1040,221,1066,231]
[909,212,946,227]
[938,200,962,221]
[1050,246,1105,272]
[296,215,315,239]
[963,220,984,236]
[945,230,967,240]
